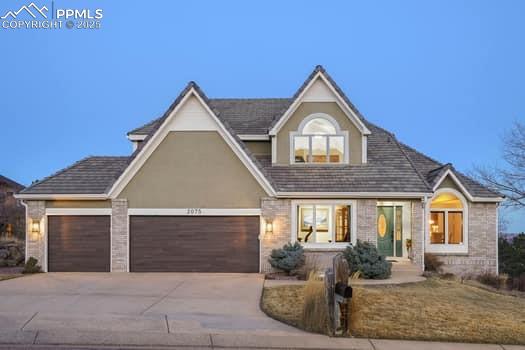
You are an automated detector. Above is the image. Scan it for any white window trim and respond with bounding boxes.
[425,188,469,254]
[289,113,349,165]
[291,199,357,249]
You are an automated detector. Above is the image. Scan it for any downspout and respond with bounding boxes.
[496,203,500,275]
[421,195,429,272]
[20,200,28,264]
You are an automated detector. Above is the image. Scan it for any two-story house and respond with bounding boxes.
[16,66,502,274]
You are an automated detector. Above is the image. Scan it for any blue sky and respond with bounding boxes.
[1,0,524,231]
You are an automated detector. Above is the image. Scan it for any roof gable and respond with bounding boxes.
[268,66,371,136]
[108,82,276,198]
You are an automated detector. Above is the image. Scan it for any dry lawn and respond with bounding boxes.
[261,278,525,344]
[0,275,20,282]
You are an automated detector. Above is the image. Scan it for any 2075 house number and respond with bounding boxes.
[186,208,202,215]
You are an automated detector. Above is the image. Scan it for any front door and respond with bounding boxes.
[377,206,394,256]
[377,206,403,257]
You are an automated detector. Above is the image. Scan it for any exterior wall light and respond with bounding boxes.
[31,220,41,240]
[265,221,273,235]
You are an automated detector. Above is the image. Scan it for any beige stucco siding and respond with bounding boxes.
[244,141,271,156]
[275,102,363,165]
[436,176,462,192]
[45,200,111,208]
[118,131,267,208]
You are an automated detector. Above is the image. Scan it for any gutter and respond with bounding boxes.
[14,193,108,200]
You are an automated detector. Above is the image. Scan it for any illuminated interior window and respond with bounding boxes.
[292,115,346,164]
[429,192,464,245]
[297,203,352,245]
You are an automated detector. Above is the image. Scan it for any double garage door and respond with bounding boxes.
[47,215,259,272]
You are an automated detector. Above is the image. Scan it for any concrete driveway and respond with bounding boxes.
[0,273,301,336]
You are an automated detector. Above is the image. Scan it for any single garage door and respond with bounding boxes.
[48,215,110,272]
[130,216,259,272]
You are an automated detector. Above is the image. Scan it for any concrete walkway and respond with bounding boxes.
[0,329,523,349]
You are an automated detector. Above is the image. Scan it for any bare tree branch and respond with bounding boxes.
[473,121,525,208]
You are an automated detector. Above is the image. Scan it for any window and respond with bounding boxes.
[428,191,467,252]
[294,202,354,247]
[291,114,347,164]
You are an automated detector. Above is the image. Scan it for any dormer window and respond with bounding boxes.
[291,113,348,164]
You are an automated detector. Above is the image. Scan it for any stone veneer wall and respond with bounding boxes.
[438,203,498,276]
[24,200,46,270]
[356,199,377,244]
[260,197,291,272]
[411,200,424,271]
[260,198,379,273]
[111,199,128,272]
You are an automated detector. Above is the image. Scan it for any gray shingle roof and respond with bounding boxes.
[128,98,291,136]
[399,143,501,198]
[21,66,500,198]
[256,123,431,193]
[20,157,129,194]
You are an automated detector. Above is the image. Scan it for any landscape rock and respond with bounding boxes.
[0,240,25,267]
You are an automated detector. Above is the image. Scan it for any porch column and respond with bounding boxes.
[111,199,128,272]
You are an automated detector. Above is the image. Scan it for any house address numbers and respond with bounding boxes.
[186,208,203,215]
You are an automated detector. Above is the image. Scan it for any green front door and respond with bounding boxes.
[377,206,394,256]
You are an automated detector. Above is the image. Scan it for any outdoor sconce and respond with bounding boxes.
[31,220,41,240]
[265,220,273,235]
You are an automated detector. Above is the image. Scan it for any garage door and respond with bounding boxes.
[130,216,259,272]
[48,215,110,272]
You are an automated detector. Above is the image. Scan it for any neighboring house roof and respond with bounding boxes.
[19,66,502,199]
[0,175,24,191]
[19,157,129,194]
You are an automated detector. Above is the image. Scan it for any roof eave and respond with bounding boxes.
[15,193,108,200]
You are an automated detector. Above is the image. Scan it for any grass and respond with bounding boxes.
[0,275,21,282]
[261,278,525,344]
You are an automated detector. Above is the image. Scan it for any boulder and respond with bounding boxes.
[0,249,8,260]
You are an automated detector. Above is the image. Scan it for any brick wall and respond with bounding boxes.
[111,199,128,272]
[438,203,498,276]
[411,200,424,271]
[260,198,381,273]
[356,199,377,244]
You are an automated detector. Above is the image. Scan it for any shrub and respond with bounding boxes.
[499,234,525,278]
[301,272,329,334]
[477,272,503,289]
[22,257,42,274]
[342,240,391,279]
[268,242,305,275]
[424,253,444,273]
[508,273,525,292]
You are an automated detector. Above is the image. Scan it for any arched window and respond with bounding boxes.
[292,114,347,164]
[429,191,466,246]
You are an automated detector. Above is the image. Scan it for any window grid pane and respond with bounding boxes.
[328,136,344,163]
[293,136,309,163]
[335,205,351,243]
[311,136,328,163]
[448,212,463,244]
[430,211,445,244]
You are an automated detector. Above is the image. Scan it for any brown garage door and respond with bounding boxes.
[48,215,110,272]
[130,216,259,272]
